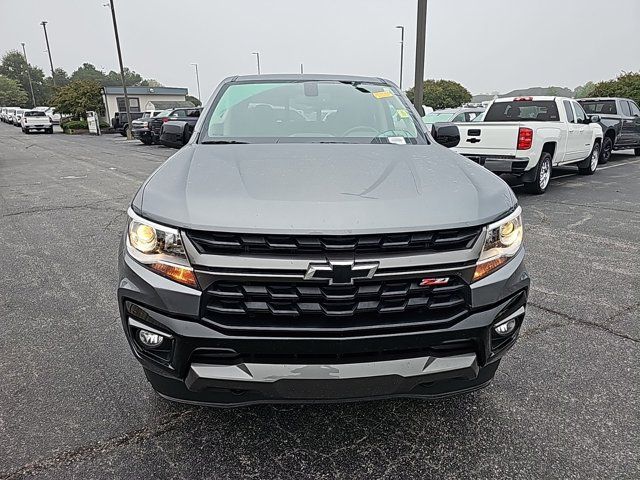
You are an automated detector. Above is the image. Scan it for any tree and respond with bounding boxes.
[70,63,107,84]
[406,79,472,110]
[574,81,595,99]
[186,95,202,107]
[591,72,640,105]
[0,75,29,106]
[51,80,104,119]
[49,67,70,87]
[140,78,163,87]
[0,50,51,106]
[104,67,143,86]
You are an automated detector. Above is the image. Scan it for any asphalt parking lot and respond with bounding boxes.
[0,124,638,479]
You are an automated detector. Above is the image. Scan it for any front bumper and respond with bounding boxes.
[118,245,529,406]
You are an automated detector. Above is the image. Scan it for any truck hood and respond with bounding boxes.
[136,144,516,234]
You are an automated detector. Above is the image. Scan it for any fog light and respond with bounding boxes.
[138,329,165,348]
[494,318,517,336]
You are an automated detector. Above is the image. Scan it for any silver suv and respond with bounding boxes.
[118,74,529,406]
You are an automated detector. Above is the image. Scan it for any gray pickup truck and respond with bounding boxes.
[578,97,640,163]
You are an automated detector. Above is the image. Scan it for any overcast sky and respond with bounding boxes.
[1,0,638,100]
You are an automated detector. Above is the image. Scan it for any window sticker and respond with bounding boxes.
[387,136,406,145]
[373,91,393,99]
[396,109,410,119]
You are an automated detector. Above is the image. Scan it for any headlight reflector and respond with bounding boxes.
[473,207,523,282]
[126,208,198,288]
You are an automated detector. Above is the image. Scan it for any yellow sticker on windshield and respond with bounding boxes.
[397,109,410,118]
[373,91,393,99]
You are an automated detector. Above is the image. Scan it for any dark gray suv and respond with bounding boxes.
[118,74,529,406]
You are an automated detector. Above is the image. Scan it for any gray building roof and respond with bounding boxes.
[102,86,188,96]
[147,101,195,109]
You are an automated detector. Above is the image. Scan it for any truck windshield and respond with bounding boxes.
[579,100,617,115]
[422,112,455,123]
[199,80,426,144]
[485,101,560,122]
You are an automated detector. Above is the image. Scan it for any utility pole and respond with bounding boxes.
[252,52,261,74]
[413,0,428,113]
[108,0,133,140]
[191,63,202,102]
[395,25,405,90]
[40,21,56,87]
[20,43,37,108]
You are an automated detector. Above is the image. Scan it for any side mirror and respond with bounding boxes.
[589,115,600,123]
[431,122,460,148]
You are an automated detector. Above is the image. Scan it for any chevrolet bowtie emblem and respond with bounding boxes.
[304,261,379,285]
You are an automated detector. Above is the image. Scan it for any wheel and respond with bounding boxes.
[635,147,640,157]
[599,137,612,164]
[47,127,53,134]
[524,153,552,194]
[120,124,128,137]
[578,142,600,175]
[140,136,153,145]
[21,127,27,133]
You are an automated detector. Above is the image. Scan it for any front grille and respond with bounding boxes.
[186,227,482,257]
[200,277,470,336]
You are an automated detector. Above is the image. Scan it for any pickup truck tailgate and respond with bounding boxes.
[454,122,521,157]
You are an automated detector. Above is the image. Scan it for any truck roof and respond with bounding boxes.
[493,96,568,102]
[231,73,393,85]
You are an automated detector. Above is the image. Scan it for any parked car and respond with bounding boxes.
[0,107,7,122]
[111,111,146,136]
[12,109,25,126]
[45,108,61,125]
[158,109,202,148]
[3,108,16,123]
[147,107,202,146]
[423,107,485,127]
[578,97,640,162]
[118,74,529,407]
[20,110,53,134]
[454,96,603,194]
[131,110,163,145]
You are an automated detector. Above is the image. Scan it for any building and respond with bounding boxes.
[101,86,191,122]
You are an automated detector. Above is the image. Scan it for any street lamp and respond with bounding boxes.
[252,52,261,75]
[395,25,405,90]
[40,21,56,87]
[20,43,37,108]
[413,0,428,113]
[190,63,202,102]
[106,0,133,140]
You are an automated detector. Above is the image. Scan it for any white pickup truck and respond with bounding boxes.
[453,96,603,194]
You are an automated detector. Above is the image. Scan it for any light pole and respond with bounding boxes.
[252,52,261,74]
[107,0,133,140]
[20,43,37,108]
[413,0,428,113]
[40,21,56,87]
[395,25,405,90]
[190,63,202,102]
[300,63,304,74]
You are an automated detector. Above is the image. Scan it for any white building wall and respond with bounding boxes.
[102,94,187,121]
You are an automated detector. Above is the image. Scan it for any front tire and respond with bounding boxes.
[524,152,552,194]
[635,147,640,157]
[599,137,612,164]
[578,142,600,175]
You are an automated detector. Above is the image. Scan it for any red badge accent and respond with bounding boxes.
[419,277,450,287]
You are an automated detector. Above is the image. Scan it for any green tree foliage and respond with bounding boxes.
[591,72,640,105]
[0,75,29,106]
[406,79,472,110]
[140,78,163,87]
[70,63,107,84]
[51,80,104,119]
[104,67,143,86]
[186,95,202,107]
[0,50,51,107]
[49,67,71,87]
[574,82,595,99]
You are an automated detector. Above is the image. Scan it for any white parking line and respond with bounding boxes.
[599,158,640,170]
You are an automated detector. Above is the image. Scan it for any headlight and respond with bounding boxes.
[473,206,523,282]
[126,208,198,288]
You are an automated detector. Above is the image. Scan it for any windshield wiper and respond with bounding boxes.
[200,140,250,144]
